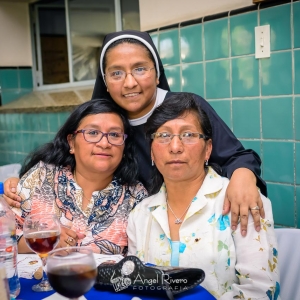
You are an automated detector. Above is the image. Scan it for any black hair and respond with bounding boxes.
[145,92,221,194]
[20,99,138,186]
[103,38,156,74]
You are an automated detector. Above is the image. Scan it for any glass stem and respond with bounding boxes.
[40,256,49,286]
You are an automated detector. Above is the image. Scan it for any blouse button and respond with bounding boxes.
[185,236,191,242]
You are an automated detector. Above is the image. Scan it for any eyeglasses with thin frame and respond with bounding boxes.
[105,66,155,82]
[151,132,208,144]
[73,129,128,145]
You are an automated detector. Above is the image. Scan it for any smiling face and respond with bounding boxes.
[151,112,212,183]
[104,43,159,119]
[67,113,125,178]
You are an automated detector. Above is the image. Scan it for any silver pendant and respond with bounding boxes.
[175,219,182,224]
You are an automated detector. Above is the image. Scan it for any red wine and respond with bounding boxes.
[25,231,59,256]
[47,264,97,298]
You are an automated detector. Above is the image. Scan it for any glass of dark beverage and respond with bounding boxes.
[47,246,97,300]
[23,213,61,292]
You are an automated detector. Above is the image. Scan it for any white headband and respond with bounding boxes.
[100,34,160,86]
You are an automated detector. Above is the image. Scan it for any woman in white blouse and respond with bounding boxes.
[127,92,280,300]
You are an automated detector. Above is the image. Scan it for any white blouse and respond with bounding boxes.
[127,167,281,299]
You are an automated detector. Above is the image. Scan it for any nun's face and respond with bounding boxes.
[105,43,159,119]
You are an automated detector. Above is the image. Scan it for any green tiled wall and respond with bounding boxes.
[150,1,300,228]
[0,68,33,105]
[0,111,70,166]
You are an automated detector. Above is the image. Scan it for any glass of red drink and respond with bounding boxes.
[47,246,97,300]
[23,213,61,292]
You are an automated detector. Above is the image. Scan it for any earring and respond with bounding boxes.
[151,159,154,166]
[205,160,208,166]
[70,148,73,153]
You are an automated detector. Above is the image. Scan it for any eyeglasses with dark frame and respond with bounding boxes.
[105,66,155,82]
[151,132,207,144]
[73,129,128,145]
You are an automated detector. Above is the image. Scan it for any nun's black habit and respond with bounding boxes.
[92,30,266,196]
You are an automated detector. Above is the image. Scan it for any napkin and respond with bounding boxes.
[42,293,86,300]
[17,253,124,279]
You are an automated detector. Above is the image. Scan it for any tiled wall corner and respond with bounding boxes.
[151,0,300,227]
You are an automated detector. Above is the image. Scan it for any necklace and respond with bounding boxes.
[166,198,193,225]
[73,170,90,202]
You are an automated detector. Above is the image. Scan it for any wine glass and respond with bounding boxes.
[47,246,97,300]
[23,213,61,292]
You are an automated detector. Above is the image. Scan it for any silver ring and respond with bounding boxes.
[250,205,260,210]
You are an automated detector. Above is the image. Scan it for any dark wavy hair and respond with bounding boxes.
[20,98,138,185]
[145,92,221,195]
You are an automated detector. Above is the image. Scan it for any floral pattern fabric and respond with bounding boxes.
[13,161,148,255]
[127,167,280,299]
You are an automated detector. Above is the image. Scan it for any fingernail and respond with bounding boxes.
[242,230,247,237]
[231,225,236,231]
[11,188,16,192]
[256,226,261,232]
[16,203,20,208]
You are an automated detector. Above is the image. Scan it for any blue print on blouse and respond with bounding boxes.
[227,258,230,266]
[216,215,230,231]
[168,238,186,253]
[160,234,165,240]
[208,213,216,223]
[192,233,195,237]
[266,282,280,300]
[192,197,197,202]
[273,247,278,257]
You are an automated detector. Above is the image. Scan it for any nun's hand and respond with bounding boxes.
[4,177,21,208]
[222,168,265,237]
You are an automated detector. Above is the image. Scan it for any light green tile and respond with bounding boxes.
[294,2,300,48]
[0,69,19,89]
[260,3,291,51]
[261,51,292,96]
[296,143,300,184]
[241,140,261,157]
[206,60,230,99]
[262,141,294,183]
[294,50,300,94]
[164,65,181,92]
[262,97,293,139]
[150,33,159,50]
[48,113,60,133]
[268,183,294,227]
[204,18,229,60]
[232,56,259,97]
[59,112,71,127]
[208,100,231,129]
[19,69,33,89]
[230,11,257,56]
[159,29,180,66]
[23,113,36,131]
[181,63,204,96]
[37,113,49,132]
[297,187,300,228]
[296,97,300,140]
[180,24,203,63]
[232,99,260,138]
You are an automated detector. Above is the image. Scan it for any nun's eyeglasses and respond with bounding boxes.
[105,67,155,82]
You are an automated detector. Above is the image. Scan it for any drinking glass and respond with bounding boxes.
[47,246,97,300]
[23,213,61,292]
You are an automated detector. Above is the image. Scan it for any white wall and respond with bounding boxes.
[139,0,254,31]
[0,2,32,66]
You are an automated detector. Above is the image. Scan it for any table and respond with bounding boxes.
[18,278,216,300]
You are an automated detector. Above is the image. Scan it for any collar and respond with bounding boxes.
[147,167,224,210]
[129,87,168,126]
